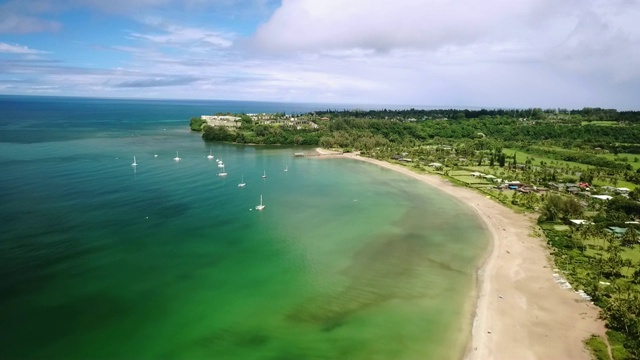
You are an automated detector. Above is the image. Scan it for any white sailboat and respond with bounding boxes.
[238,175,246,188]
[174,151,181,161]
[255,194,265,211]
[207,150,214,159]
[131,156,138,166]
[284,165,288,172]
[261,170,267,179]
[218,158,224,168]
[218,164,227,176]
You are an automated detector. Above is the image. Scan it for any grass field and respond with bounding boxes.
[583,238,640,264]
[451,175,492,184]
[595,152,640,170]
[581,121,620,126]
[553,225,571,231]
[503,148,594,171]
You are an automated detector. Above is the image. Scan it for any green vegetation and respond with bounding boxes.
[189,117,205,131]
[538,194,640,358]
[191,106,640,358]
[585,335,611,360]
[608,330,632,360]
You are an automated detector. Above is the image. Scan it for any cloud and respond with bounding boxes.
[250,0,639,68]
[1,0,639,109]
[130,24,234,48]
[240,0,640,108]
[0,14,61,34]
[112,76,200,88]
[251,0,564,53]
[0,42,49,54]
[68,0,279,17]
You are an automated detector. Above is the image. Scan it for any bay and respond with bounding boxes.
[0,95,489,359]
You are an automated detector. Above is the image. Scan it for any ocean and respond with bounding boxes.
[0,95,489,359]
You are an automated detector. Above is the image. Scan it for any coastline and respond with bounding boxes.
[316,149,606,360]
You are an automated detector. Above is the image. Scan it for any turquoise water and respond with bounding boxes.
[0,96,489,359]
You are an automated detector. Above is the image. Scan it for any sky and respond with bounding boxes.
[1,0,639,109]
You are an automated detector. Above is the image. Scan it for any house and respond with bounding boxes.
[569,219,592,225]
[607,227,628,236]
[469,171,483,177]
[616,187,631,194]
[506,181,525,188]
[567,187,581,194]
[591,195,613,201]
[201,115,241,128]
[428,162,443,168]
[548,182,565,191]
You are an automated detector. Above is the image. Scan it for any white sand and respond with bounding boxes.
[318,150,606,360]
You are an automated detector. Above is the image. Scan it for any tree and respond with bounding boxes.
[540,194,584,222]
[632,265,640,285]
[189,117,205,131]
[621,228,639,247]
[498,152,506,167]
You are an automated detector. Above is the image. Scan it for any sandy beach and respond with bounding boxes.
[317,149,606,360]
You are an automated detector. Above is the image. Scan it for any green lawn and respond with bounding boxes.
[581,120,620,126]
[448,169,473,176]
[595,152,640,170]
[451,175,492,185]
[583,238,640,263]
[503,148,594,171]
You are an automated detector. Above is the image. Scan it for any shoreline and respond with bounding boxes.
[317,149,606,360]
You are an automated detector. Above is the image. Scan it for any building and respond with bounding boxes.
[569,219,592,225]
[591,195,613,201]
[201,115,241,128]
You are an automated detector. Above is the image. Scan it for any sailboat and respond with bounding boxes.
[131,156,138,166]
[207,150,214,159]
[284,165,288,172]
[218,164,227,177]
[255,194,265,211]
[218,158,224,168]
[238,175,246,188]
[261,170,267,179]
[174,151,181,161]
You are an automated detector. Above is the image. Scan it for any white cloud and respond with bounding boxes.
[130,19,234,48]
[240,0,640,108]
[0,42,49,54]
[2,0,639,109]
[252,0,565,52]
